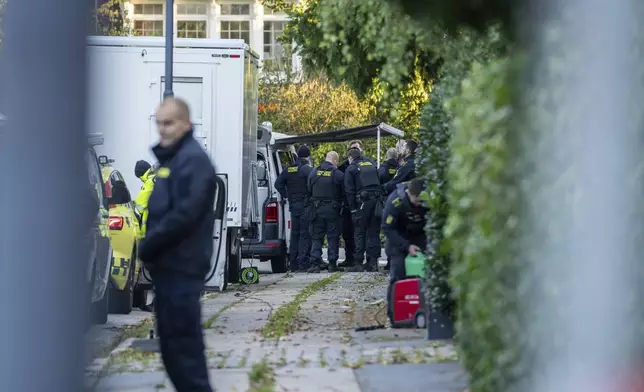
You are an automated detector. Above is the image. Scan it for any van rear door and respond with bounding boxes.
[273,149,295,250]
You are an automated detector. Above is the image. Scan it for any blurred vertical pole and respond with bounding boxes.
[164,0,174,98]
[0,0,89,391]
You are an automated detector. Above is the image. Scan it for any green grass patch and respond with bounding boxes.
[261,272,342,339]
[248,360,276,392]
[202,298,244,329]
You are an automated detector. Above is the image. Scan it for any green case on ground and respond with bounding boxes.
[405,254,426,278]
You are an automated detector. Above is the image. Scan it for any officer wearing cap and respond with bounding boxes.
[307,151,344,273]
[275,145,313,272]
[381,178,428,322]
[344,148,383,272]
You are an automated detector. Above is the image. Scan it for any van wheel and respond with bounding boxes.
[108,253,135,315]
[270,253,288,273]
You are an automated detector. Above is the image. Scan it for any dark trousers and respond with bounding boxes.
[353,198,381,266]
[340,205,355,263]
[310,202,340,265]
[289,199,311,270]
[385,246,406,320]
[151,269,212,392]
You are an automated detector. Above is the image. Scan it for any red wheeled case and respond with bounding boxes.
[391,277,427,329]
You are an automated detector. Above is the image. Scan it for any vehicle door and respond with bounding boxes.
[255,150,270,242]
[86,148,111,301]
[105,169,140,288]
[273,149,295,249]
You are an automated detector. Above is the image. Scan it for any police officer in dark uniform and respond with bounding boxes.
[381,178,428,322]
[307,151,344,273]
[275,145,313,272]
[384,139,418,194]
[378,147,399,271]
[344,148,383,272]
[378,147,399,184]
[337,140,376,269]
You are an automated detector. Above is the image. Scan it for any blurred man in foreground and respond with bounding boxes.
[139,98,216,392]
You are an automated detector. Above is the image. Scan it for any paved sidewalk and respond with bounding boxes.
[89,273,468,392]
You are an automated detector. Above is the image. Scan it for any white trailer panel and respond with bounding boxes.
[86,36,259,229]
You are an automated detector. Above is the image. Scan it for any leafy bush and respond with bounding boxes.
[417,87,453,316]
[445,56,522,392]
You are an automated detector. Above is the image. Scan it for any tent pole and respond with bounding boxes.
[376,126,381,168]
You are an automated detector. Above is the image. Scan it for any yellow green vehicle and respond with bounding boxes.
[99,156,146,314]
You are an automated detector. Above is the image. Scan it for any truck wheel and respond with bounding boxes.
[227,232,241,284]
[108,252,135,315]
[415,311,426,329]
[270,253,288,273]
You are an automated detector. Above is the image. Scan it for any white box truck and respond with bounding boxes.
[86,36,260,291]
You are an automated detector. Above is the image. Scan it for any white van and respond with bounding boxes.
[242,123,296,272]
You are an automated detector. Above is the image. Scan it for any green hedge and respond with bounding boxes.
[417,87,454,316]
[445,56,523,392]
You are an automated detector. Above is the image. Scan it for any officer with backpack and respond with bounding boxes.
[344,148,383,272]
[275,145,313,272]
[307,151,344,273]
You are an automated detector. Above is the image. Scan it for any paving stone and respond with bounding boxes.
[355,362,468,392]
[94,371,166,391]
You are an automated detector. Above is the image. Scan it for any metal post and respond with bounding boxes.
[163,0,174,98]
[1,0,87,391]
[376,125,381,168]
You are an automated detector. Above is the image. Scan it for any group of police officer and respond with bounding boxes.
[275,138,426,279]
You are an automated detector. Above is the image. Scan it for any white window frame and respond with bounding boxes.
[263,20,287,62]
[216,1,253,44]
[176,2,210,38]
[218,2,253,17]
[131,2,165,37]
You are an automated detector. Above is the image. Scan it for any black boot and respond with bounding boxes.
[337,259,354,268]
[364,262,378,272]
[328,262,338,273]
[348,264,364,272]
[307,265,321,273]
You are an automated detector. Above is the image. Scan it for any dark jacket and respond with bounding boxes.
[383,154,416,194]
[381,183,428,253]
[339,154,376,206]
[343,156,381,211]
[378,158,399,184]
[139,131,217,277]
[274,157,311,202]
[308,161,344,203]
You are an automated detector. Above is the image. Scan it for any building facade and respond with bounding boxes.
[120,0,299,68]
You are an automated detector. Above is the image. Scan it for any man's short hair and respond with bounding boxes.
[405,139,418,155]
[348,140,363,150]
[326,151,339,162]
[161,97,191,121]
[407,178,424,196]
[348,149,362,160]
